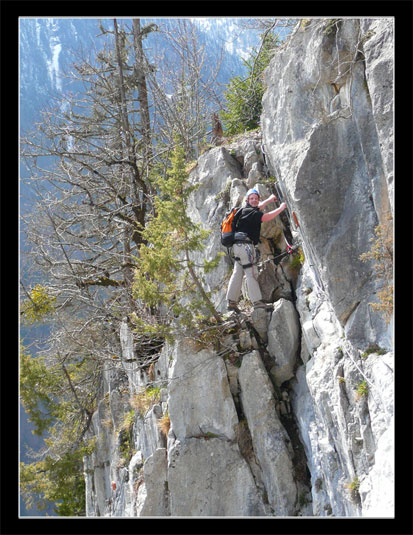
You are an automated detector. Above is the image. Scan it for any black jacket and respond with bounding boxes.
[234,205,263,245]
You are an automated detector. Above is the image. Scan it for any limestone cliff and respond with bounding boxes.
[83,18,393,517]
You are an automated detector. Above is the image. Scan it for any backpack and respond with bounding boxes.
[220,206,242,247]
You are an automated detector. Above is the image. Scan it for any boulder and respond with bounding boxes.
[250,307,269,344]
[239,351,297,515]
[167,339,239,441]
[140,448,169,516]
[168,437,266,516]
[267,298,300,386]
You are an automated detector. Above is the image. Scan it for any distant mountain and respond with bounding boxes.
[19,17,261,132]
[20,18,98,131]
[19,17,261,201]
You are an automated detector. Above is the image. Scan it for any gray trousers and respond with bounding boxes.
[226,242,262,304]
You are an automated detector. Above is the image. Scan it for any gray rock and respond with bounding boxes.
[84,19,393,519]
[239,351,297,515]
[168,339,239,441]
[133,404,165,461]
[360,19,394,215]
[261,18,393,341]
[140,448,169,516]
[168,437,266,516]
[358,417,394,517]
[251,307,269,344]
[267,298,300,386]
[84,405,114,516]
[247,162,263,187]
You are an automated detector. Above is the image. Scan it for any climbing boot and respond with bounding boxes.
[227,300,241,313]
[252,300,273,310]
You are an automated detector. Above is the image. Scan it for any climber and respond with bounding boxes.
[226,187,286,312]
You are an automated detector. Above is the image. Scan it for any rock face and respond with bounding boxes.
[167,340,239,441]
[168,438,266,516]
[239,351,297,515]
[267,298,301,386]
[261,17,393,348]
[84,18,393,518]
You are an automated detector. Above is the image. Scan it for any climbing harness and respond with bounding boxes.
[233,257,255,270]
[231,240,259,270]
[229,241,300,272]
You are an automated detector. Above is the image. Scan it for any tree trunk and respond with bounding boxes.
[114,18,147,251]
[132,19,153,181]
[185,249,222,324]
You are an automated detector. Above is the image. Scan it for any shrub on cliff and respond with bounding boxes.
[220,32,279,135]
[360,213,393,324]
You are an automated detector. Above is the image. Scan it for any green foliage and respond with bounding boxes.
[132,136,222,338]
[119,409,136,432]
[19,344,60,436]
[118,410,136,464]
[220,32,279,135]
[290,247,305,270]
[133,141,202,304]
[146,386,161,398]
[361,343,386,359]
[21,284,56,324]
[346,476,360,502]
[130,386,161,416]
[203,253,226,273]
[20,343,100,515]
[355,380,368,400]
[20,439,95,516]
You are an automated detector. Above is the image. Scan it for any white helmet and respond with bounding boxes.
[246,187,260,198]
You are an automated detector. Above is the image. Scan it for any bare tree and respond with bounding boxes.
[19,18,257,514]
[132,19,155,179]
[20,19,155,336]
[20,18,232,370]
[145,19,226,159]
[21,17,230,371]
[236,17,297,34]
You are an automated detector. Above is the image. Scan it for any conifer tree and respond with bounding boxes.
[220,31,279,134]
[132,137,223,340]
